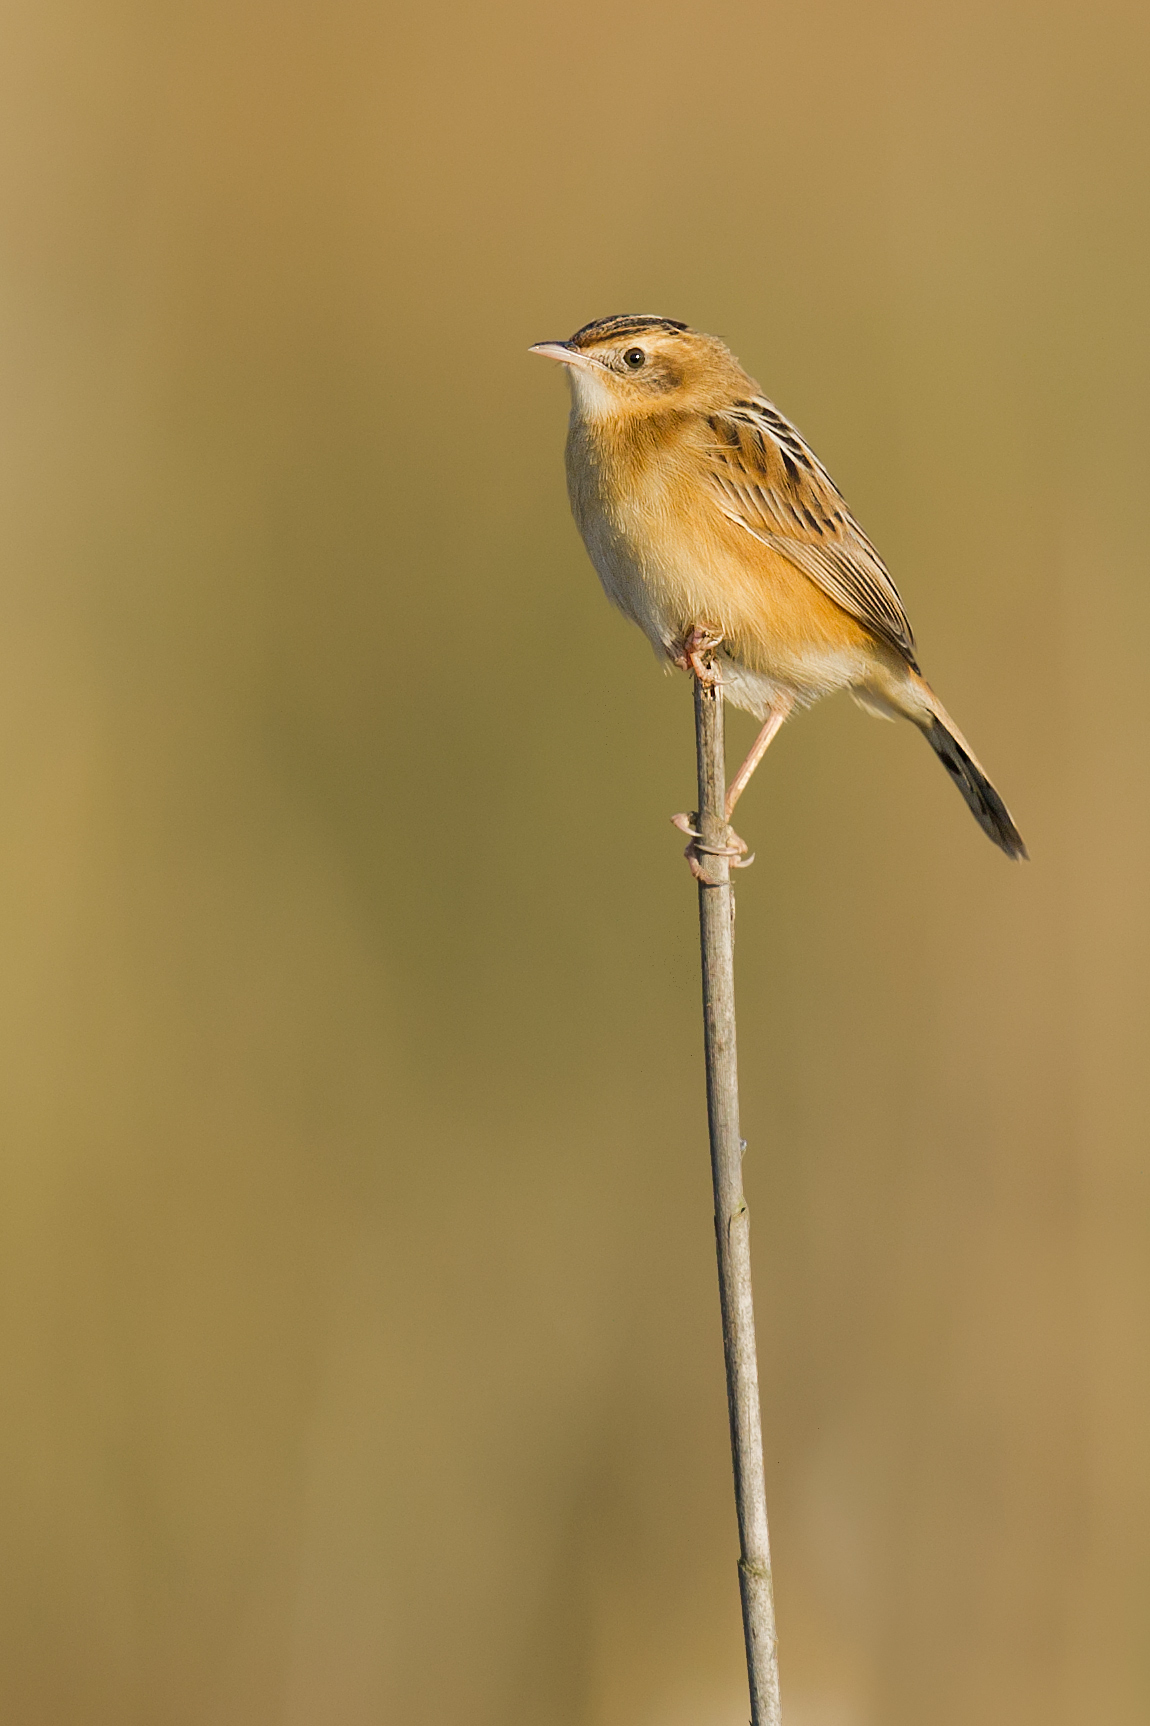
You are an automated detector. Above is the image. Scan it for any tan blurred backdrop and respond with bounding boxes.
[0,1,1147,1721]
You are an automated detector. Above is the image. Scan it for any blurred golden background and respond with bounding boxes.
[0,1,1147,1721]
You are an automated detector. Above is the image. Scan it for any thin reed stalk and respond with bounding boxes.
[691,671,781,1726]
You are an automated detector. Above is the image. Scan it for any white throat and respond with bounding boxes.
[566,363,617,424]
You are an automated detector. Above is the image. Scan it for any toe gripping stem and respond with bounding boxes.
[670,812,755,881]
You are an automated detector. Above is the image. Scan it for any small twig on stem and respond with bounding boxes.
[691,668,782,1726]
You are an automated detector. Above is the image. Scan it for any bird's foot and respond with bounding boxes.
[671,625,725,686]
[670,811,754,880]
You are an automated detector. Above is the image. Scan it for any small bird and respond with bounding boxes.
[530,314,1027,861]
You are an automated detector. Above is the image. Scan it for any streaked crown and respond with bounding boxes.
[567,313,689,349]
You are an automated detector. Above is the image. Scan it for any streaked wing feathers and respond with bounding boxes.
[705,398,918,668]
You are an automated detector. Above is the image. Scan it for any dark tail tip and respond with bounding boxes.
[926,720,1029,861]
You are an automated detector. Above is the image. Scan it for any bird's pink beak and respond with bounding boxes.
[528,341,595,369]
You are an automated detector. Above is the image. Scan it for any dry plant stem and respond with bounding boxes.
[693,671,782,1726]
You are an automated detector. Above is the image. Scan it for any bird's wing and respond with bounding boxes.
[704,397,918,668]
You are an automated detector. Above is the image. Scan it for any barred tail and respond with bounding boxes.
[925,716,1028,861]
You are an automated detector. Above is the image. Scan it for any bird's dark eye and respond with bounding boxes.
[623,347,646,369]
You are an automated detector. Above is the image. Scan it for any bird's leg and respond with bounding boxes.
[671,696,794,873]
[724,696,794,819]
[671,624,725,687]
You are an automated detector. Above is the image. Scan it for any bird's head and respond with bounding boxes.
[530,315,747,423]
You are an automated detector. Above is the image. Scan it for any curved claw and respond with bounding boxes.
[684,841,755,879]
[671,812,754,877]
[671,625,726,687]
